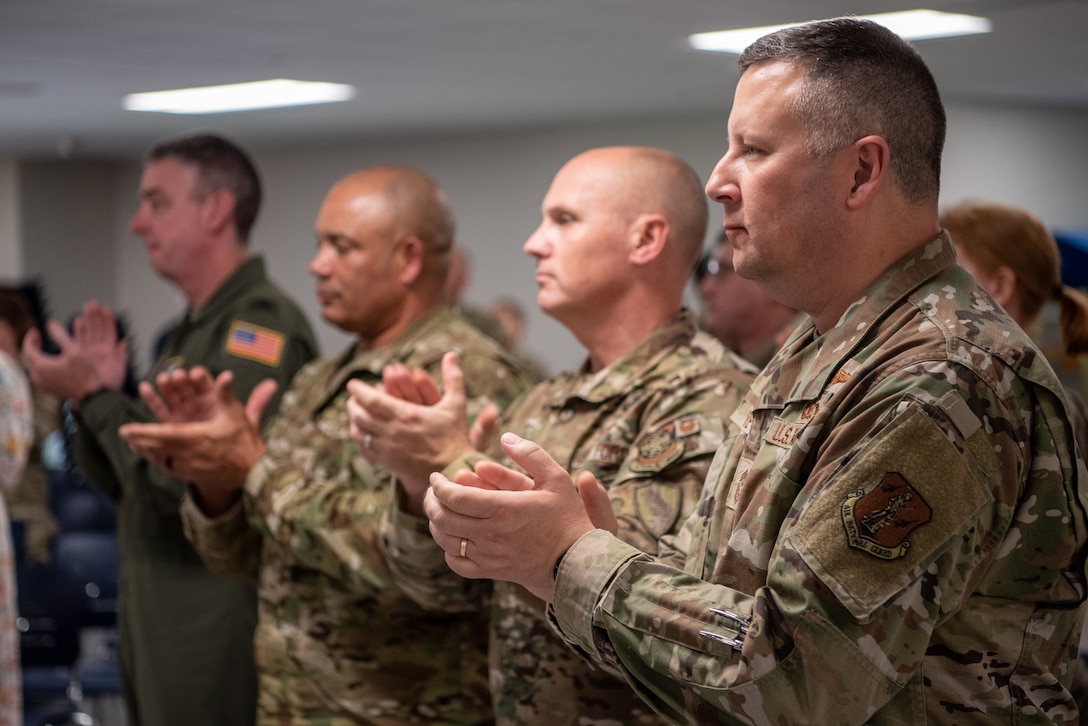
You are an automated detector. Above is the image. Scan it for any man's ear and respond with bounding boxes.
[846,136,889,210]
[398,235,425,284]
[202,188,237,235]
[629,213,669,266]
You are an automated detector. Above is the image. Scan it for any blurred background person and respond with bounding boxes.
[0,345,34,725]
[940,200,1088,442]
[487,296,549,380]
[446,245,511,348]
[0,287,61,565]
[694,228,801,369]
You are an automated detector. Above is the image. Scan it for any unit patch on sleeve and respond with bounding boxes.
[225,320,285,367]
[842,472,932,560]
[789,400,991,619]
[630,416,701,473]
[634,481,683,538]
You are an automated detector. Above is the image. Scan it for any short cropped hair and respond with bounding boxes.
[381,167,455,257]
[739,17,946,205]
[373,166,456,285]
[147,133,262,241]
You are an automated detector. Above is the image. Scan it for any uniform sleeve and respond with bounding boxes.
[551,364,1082,724]
[379,478,493,612]
[179,488,262,581]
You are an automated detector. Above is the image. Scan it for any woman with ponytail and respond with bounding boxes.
[941,200,1088,441]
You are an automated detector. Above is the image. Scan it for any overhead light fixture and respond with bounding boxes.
[123,78,355,115]
[689,10,992,54]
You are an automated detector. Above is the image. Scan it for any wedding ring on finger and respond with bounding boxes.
[459,537,468,558]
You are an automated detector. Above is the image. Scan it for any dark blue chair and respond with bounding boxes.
[14,530,96,726]
[47,468,116,534]
[16,452,123,724]
[51,532,118,630]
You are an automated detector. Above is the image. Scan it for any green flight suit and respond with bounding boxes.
[73,257,317,726]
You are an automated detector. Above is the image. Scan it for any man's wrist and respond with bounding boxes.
[553,548,568,581]
[192,485,243,518]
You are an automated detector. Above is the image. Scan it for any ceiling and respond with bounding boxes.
[2,0,1086,160]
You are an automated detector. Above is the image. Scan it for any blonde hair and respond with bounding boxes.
[941,200,1088,355]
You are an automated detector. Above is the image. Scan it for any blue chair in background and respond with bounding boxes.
[14,450,124,726]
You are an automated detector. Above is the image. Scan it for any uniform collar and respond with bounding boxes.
[756,233,957,406]
[547,308,700,406]
[328,305,457,388]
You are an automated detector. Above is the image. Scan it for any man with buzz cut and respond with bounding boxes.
[347,145,756,725]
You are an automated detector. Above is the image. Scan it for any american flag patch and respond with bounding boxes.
[225,321,284,367]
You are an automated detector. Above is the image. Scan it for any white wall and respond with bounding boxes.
[20,99,1088,378]
[18,161,121,326]
[0,160,22,279]
[941,101,1088,226]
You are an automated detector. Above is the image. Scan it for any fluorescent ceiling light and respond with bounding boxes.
[689,10,992,54]
[123,78,355,114]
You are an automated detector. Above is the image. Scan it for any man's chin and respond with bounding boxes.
[536,295,560,318]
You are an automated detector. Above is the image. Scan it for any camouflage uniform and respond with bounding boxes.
[384,310,756,725]
[182,307,534,725]
[548,234,1088,725]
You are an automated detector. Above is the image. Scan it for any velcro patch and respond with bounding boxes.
[674,415,701,437]
[630,428,683,473]
[629,416,700,473]
[225,321,284,367]
[763,415,804,449]
[789,402,991,619]
[633,481,683,539]
[585,442,628,467]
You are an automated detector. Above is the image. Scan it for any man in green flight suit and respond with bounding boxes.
[22,133,318,726]
[117,165,535,724]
